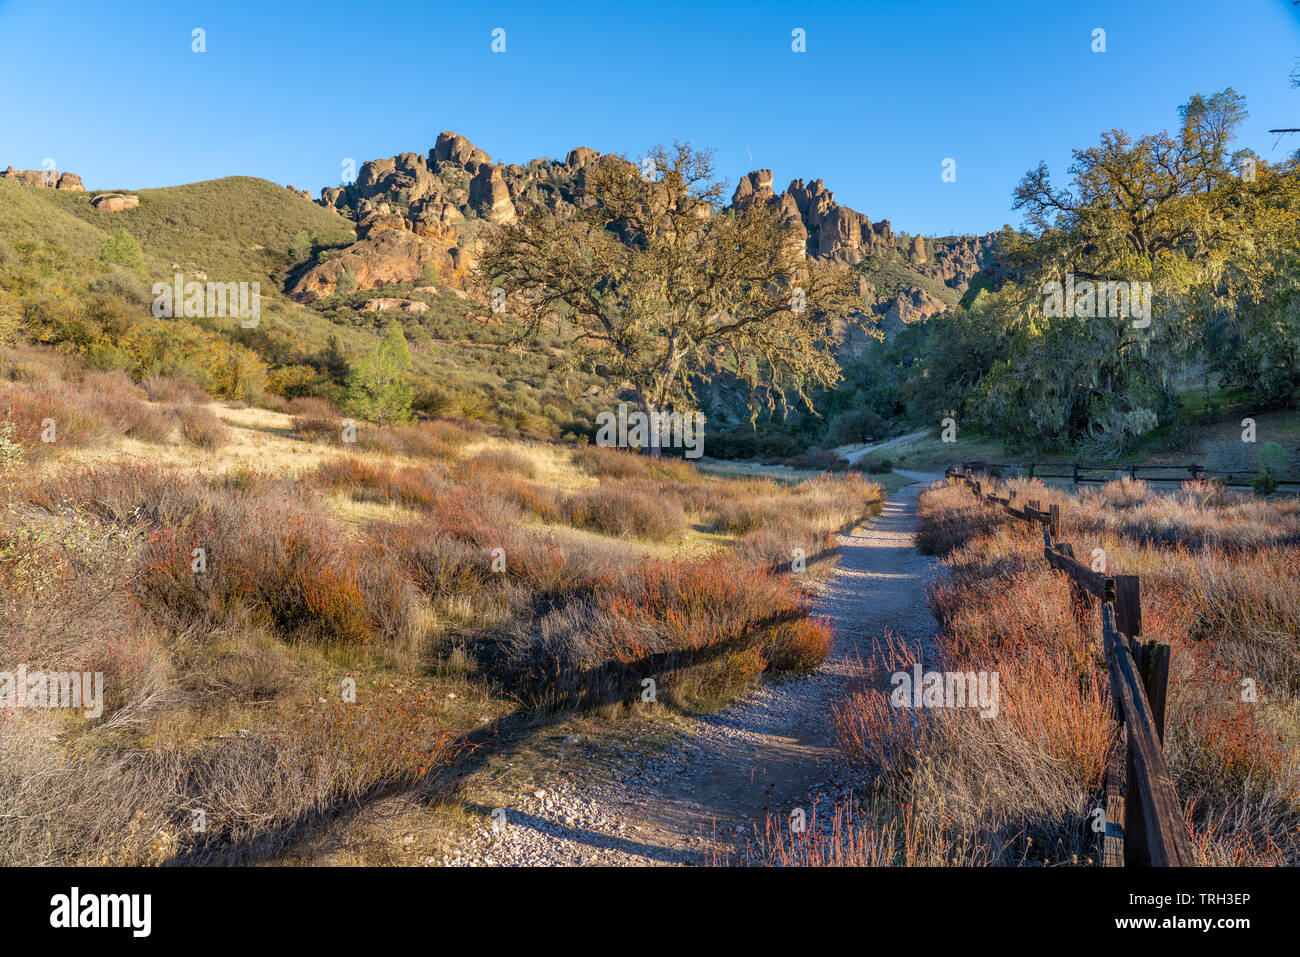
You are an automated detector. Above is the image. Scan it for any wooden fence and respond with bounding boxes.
[945,466,1195,867]
[960,460,1300,491]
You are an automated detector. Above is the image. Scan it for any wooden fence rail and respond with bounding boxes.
[959,460,1300,491]
[945,466,1195,867]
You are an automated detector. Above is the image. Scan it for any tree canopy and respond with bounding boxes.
[477,143,865,438]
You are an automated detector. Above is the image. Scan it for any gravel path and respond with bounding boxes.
[443,471,943,866]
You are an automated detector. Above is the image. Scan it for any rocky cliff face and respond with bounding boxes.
[295,132,604,298]
[729,169,899,264]
[296,131,999,312]
[915,233,1000,289]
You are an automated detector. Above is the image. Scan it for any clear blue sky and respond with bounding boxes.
[2,0,1297,236]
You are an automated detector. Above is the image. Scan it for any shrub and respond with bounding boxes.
[175,403,230,450]
[570,444,699,483]
[99,227,145,269]
[564,483,689,541]
[132,485,417,645]
[142,371,205,404]
[289,396,341,441]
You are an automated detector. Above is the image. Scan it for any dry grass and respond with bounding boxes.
[0,348,886,865]
[823,476,1299,867]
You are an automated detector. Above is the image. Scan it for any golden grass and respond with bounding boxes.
[1,362,884,866]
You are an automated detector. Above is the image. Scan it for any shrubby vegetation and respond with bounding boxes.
[762,476,1300,866]
[0,345,883,862]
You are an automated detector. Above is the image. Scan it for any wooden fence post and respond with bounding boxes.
[1138,640,1171,745]
[1048,503,1061,543]
[1113,575,1142,642]
[1072,464,1080,486]
[1124,719,1150,866]
[1103,741,1126,866]
[1055,543,1090,622]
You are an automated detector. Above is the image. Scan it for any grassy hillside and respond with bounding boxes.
[0,175,608,437]
[0,177,114,279]
[43,176,356,284]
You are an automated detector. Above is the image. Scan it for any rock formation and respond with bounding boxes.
[90,193,139,212]
[2,166,86,190]
[295,132,1000,311]
[361,298,430,314]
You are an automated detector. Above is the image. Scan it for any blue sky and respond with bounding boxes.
[1,0,1297,236]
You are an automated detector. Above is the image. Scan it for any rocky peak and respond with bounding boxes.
[431,131,491,174]
[731,169,775,206]
[297,132,996,313]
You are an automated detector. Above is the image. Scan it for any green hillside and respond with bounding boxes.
[854,251,962,313]
[0,177,113,277]
[0,175,607,438]
[45,176,356,284]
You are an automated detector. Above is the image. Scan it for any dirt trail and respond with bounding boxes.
[446,471,943,866]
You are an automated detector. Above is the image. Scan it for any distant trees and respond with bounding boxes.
[478,142,862,448]
[346,320,413,425]
[828,88,1299,457]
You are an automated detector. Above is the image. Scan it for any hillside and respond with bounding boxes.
[0,144,997,456]
[42,176,357,285]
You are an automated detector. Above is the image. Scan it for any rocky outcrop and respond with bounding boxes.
[298,132,1000,315]
[731,169,776,205]
[285,184,312,201]
[90,193,139,212]
[361,298,430,314]
[469,165,517,223]
[2,166,86,190]
[432,132,491,173]
[916,233,1000,290]
[290,229,464,302]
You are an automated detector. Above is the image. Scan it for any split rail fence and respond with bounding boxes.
[945,466,1195,867]
[958,460,1300,491]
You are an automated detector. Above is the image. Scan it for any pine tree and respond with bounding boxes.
[345,320,414,425]
[100,227,144,269]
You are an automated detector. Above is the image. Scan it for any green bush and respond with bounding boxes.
[100,228,144,269]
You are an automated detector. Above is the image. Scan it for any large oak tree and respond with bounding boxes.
[476,143,863,448]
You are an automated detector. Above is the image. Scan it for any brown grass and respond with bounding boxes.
[0,360,886,866]
[830,476,1300,866]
